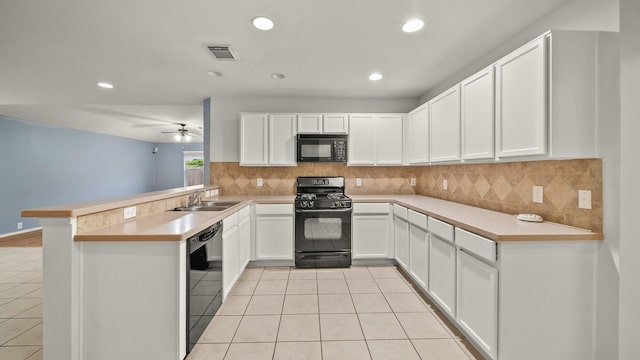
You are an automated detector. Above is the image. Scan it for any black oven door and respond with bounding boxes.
[295,208,352,267]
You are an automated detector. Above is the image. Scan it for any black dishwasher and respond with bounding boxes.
[186,221,223,354]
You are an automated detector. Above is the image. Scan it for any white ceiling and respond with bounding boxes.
[0,0,570,142]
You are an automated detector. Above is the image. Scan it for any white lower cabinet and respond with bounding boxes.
[428,235,456,316]
[393,205,409,270]
[254,204,294,260]
[408,210,429,289]
[222,215,240,299]
[238,207,251,269]
[457,250,498,359]
[352,203,391,259]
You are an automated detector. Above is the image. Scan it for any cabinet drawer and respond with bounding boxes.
[223,212,239,229]
[455,228,497,262]
[254,203,293,215]
[238,206,250,220]
[353,203,389,214]
[408,210,428,230]
[428,217,454,242]
[393,204,408,220]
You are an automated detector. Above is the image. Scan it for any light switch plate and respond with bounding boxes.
[533,186,543,203]
[123,206,137,220]
[205,190,211,197]
[443,179,448,190]
[578,190,592,209]
[356,178,362,187]
[410,178,416,186]
[257,178,263,187]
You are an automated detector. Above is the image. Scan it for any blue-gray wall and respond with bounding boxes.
[0,115,161,234]
[152,142,203,191]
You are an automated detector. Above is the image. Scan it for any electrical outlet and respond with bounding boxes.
[578,190,592,209]
[213,189,219,196]
[257,178,263,187]
[356,178,362,187]
[410,178,416,186]
[205,190,211,198]
[123,206,137,220]
[533,186,544,203]
[443,179,448,190]
[17,222,23,230]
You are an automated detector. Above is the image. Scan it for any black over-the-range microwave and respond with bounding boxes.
[297,134,348,163]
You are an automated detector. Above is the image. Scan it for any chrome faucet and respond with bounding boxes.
[187,190,204,206]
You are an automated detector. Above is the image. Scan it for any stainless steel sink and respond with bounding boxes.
[172,200,241,212]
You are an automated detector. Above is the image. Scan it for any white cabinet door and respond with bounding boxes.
[376,114,404,165]
[268,114,297,165]
[394,216,409,270]
[429,85,461,162]
[323,114,349,134]
[495,36,547,158]
[240,113,268,165]
[255,216,294,260]
[409,223,429,290]
[429,235,456,316]
[457,250,498,359]
[222,225,240,299]
[297,114,323,134]
[348,114,376,165]
[238,216,251,269]
[407,104,429,164]
[461,66,495,160]
[352,215,391,259]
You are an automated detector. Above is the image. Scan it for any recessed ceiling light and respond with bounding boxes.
[252,17,274,31]
[271,73,285,80]
[369,73,383,81]
[402,19,424,33]
[97,82,114,89]
[207,71,223,77]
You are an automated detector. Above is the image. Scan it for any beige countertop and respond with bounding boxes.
[25,188,601,242]
[73,196,295,242]
[350,195,602,241]
[21,185,219,218]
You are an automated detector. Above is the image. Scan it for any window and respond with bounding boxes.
[184,151,204,186]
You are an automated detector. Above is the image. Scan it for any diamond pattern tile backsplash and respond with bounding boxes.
[211,159,602,232]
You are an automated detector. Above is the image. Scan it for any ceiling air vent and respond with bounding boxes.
[207,45,238,61]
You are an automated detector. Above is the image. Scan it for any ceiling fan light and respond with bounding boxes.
[185,135,192,142]
[174,134,181,142]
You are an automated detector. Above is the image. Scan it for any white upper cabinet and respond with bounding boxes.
[407,104,429,165]
[429,85,461,162]
[240,113,268,165]
[349,114,404,166]
[297,113,349,134]
[268,114,297,165]
[461,66,495,160]
[240,113,296,166]
[297,113,323,134]
[322,114,349,134]
[375,114,404,165]
[348,114,376,165]
[495,31,599,159]
[495,36,547,158]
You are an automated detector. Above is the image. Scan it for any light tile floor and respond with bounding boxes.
[188,266,483,360]
[0,247,483,360]
[0,247,43,360]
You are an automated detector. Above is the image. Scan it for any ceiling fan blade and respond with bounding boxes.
[160,131,179,134]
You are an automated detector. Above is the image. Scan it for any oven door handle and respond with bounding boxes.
[295,208,353,214]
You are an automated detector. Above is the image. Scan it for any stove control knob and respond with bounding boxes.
[301,200,308,208]
[332,201,340,208]
[309,201,315,208]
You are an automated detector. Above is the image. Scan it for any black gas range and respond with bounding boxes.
[294,176,352,268]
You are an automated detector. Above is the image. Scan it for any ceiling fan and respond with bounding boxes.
[161,123,201,142]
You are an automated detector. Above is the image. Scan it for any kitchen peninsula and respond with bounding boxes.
[23,186,601,360]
